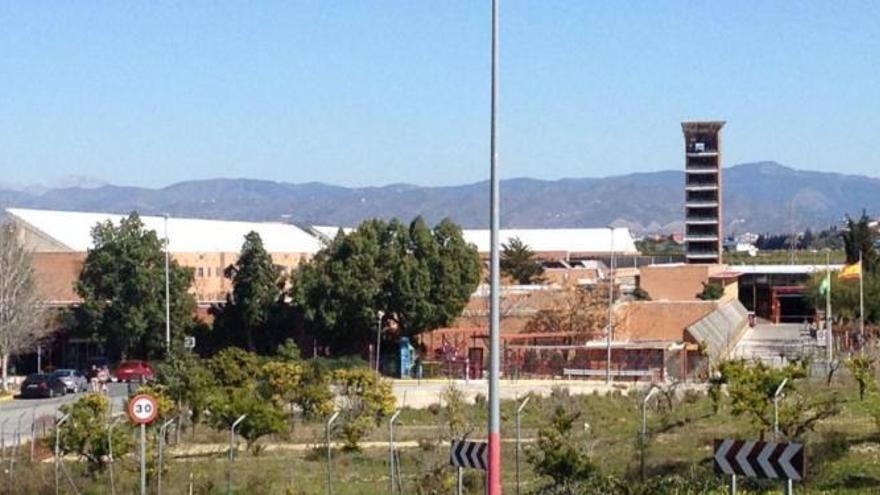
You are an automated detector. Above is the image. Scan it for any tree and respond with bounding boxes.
[845,355,875,401]
[156,350,215,434]
[528,406,598,488]
[333,367,395,450]
[205,386,286,452]
[696,282,724,301]
[74,214,196,360]
[501,237,545,285]
[292,217,481,353]
[211,232,284,353]
[56,394,132,475]
[524,286,607,338]
[842,211,878,272]
[716,360,839,439]
[0,224,50,391]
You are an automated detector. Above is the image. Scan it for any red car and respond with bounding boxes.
[114,360,155,383]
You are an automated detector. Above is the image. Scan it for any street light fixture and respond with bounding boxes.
[375,310,385,375]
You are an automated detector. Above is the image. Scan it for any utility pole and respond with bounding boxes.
[164,214,171,354]
[486,0,502,493]
[607,226,615,384]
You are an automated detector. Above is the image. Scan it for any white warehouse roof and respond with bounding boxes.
[7,208,322,254]
[462,227,638,255]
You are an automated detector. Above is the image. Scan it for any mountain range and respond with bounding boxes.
[3,162,878,235]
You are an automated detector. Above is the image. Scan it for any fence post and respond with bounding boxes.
[389,409,402,494]
[325,411,339,495]
[515,395,530,495]
[157,418,176,495]
[226,414,247,494]
[55,413,71,495]
[108,416,123,495]
[29,408,36,462]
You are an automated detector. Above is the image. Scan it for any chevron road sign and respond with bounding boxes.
[714,439,805,481]
[450,439,488,470]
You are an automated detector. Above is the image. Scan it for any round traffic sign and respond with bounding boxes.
[127,394,159,425]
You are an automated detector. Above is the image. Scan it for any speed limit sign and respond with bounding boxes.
[127,394,159,425]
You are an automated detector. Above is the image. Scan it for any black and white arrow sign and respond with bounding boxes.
[714,439,804,481]
[450,439,488,470]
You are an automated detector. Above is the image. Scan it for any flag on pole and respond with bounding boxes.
[819,273,830,295]
[839,262,862,281]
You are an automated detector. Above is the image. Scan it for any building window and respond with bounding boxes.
[197,267,204,278]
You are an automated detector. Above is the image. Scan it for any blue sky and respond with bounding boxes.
[1,1,879,188]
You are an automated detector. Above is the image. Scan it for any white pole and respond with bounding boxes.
[515,395,530,495]
[607,226,615,385]
[157,418,176,495]
[389,409,401,494]
[774,378,788,440]
[641,386,659,480]
[859,250,865,352]
[140,423,147,495]
[54,413,70,495]
[326,411,339,495]
[164,214,171,354]
[376,310,384,375]
[826,252,833,364]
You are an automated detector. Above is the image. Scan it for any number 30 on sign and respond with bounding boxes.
[128,394,159,425]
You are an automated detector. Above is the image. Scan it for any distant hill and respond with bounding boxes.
[2,162,879,234]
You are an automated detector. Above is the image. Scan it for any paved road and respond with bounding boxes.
[0,384,129,447]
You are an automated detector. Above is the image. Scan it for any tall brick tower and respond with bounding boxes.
[682,121,725,264]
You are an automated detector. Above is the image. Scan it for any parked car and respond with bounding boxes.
[19,374,67,399]
[52,369,88,393]
[114,360,155,383]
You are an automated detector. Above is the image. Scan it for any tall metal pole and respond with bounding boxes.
[164,214,171,354]
[487,0,502,493]
[227,414,247,494]
[607,226,615,385]
[376,310,384,375]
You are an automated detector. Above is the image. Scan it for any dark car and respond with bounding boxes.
[114,360,155,383]
[52,369,88,393]
[19,374,67,399]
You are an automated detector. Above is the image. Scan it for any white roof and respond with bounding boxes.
[7,208,322,254]
[461,228,638,255]
[311,225,353,241]
[729,264,845,275]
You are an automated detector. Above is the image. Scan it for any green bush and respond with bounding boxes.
[56,393,133,475]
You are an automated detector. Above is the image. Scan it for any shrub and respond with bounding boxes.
[56,393,133,475]
[333,367,395,451]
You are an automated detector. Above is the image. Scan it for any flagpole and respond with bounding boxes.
[859,250,865,353]
[826,252,833,363]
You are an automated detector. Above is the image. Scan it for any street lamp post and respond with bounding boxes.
[375,310,385,375]
[606,226,616,385]
[164,214,171,354]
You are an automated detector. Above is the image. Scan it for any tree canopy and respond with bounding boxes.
[501,236,545,285]
[74,213,196,360]
[291,217,481,353]
[209,231,287,353]
[842,211,878,272]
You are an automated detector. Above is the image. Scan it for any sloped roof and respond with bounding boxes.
[614,301,716,342]
[685,299,749,360]
[461,227,638,255]
[7,208,322,254]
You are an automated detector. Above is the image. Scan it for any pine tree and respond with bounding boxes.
[500,236,545,285]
